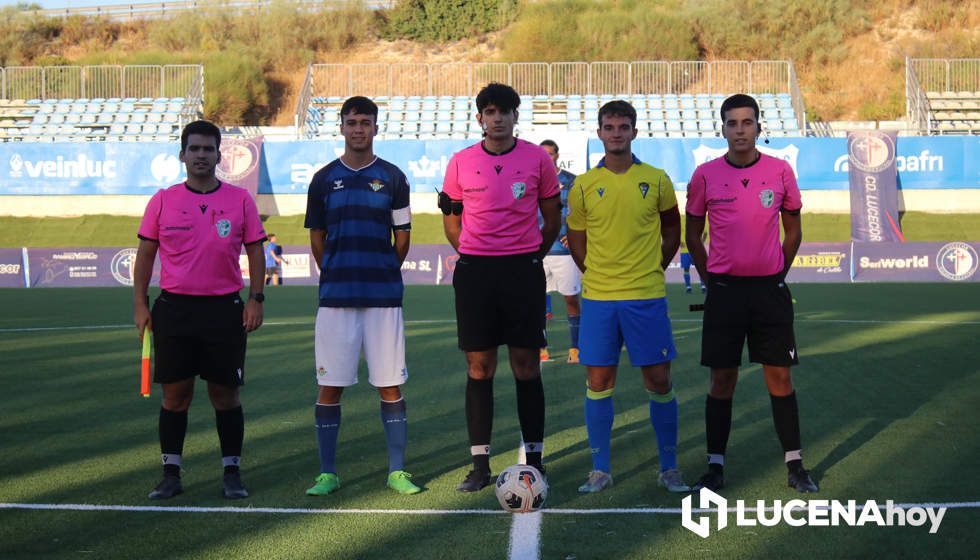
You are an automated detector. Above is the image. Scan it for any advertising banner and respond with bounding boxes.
[0,248,25,287]
[852,241,979,282]
[26,247,160,288]
[786,243,851,282]
[217,136,265,199]
[848,131,904,242]
[262,139,471,195]
[2,136,975,196]
[588,136,977,191]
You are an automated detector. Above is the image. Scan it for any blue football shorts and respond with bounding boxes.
[579,297,677,367]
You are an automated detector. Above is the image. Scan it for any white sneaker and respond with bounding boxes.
[657,468,689,492]
[577,470,613,493]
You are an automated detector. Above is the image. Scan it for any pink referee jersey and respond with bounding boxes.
[443,139,560,255]
[685,153,802,276]
[138,182,266,295]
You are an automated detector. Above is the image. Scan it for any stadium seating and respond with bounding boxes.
[304,92,802,140]
[926,91,980,134]
[0,97,195,142]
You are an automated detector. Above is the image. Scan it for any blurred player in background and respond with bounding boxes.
[566,100,688,494]
[304,96,421,497]
[538,139,581,364]
[264,233,286,285]
[686,93,817,494]
[680,225,707,294]
[133,119,266,500]
[442,83,561,492]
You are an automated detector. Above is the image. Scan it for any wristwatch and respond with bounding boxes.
[249,292,265,303]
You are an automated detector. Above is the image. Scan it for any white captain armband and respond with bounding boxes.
[392,206,412,230]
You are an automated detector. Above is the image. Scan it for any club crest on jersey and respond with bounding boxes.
[597,187,605,198]
[368,179,384,192]
[216,219,231,238]
[638,182,650,198]
[759,189,774,208]
[511,182,526,200]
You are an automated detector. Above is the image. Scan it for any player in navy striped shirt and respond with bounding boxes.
[303,96,421,496]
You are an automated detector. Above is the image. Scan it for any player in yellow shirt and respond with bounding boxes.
[566,100,687,494]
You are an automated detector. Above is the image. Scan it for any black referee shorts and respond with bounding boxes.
[151,290,247,386]
[452,252,547,352]
[700,274,799,368]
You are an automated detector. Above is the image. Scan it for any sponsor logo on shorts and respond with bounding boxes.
[216,219,232,238]
[936,242,978,281]
[760,189,774,208]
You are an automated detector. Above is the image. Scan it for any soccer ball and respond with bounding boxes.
[494,464,548,513]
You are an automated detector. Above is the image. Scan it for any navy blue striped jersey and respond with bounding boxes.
[304,157,411,307]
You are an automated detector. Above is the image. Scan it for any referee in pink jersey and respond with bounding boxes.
[133,120,267,500]
[441,83,561,492]
[686,94,818,494]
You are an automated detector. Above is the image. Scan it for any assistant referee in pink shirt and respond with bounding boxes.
[133,120,267,500]
[442,83,561,492]
[686,94,818,494]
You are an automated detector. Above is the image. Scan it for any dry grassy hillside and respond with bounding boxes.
[0,0,975,124]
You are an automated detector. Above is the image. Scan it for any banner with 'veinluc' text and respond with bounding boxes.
[848,130,905,242]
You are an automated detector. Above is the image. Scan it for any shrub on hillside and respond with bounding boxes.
[384,0,519,41]
[203,51,269,123]
[498,0,698,62]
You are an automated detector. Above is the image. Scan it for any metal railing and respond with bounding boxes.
[908,58,980,93]
[304,60,796,99]
[29,0,392,22]
[905,57,932,135]
[296,59,803,137]
[787,61,807,133]
[0,64,204,101]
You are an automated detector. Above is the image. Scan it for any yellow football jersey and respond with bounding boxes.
[567,157,678,300]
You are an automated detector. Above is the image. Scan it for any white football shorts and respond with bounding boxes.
[543,254,582,296]
[314,307,408,387]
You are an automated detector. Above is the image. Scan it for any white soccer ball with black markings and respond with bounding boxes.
[494,464,548,513]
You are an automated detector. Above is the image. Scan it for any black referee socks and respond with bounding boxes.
[465,377,494,473]
[159,407,187,477]
[215,406,244,474]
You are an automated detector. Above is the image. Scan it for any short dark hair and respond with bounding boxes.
[180,120,221,153]
[598,100,636,127]
[340,96,378,120]
[539,139,559,152]
[476,83,521,113]
[720,93,760,122]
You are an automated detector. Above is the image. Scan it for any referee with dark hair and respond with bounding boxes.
[442,83,561,491]
[686,94,817,494]
[133,120,267,500]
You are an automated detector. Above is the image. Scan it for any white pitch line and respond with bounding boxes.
[3,317,979,334]
[2,501,978,515]
[508,511,543,560]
